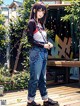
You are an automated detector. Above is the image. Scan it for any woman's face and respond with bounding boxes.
[37,8,45,19]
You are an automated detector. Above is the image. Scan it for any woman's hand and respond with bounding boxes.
[44,42,53,49]
[44,43,50,50]
[48,42,53,48]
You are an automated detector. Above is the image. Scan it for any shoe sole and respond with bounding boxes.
[43,103,59,106]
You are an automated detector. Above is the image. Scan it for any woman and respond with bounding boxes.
[27,2,58,106]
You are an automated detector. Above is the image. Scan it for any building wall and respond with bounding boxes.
[1,6,9,26]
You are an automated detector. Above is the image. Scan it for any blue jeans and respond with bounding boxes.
[28,46,48,101]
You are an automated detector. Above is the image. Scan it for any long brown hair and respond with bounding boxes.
[30,2,47,25]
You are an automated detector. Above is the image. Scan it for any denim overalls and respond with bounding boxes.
[28,46,48,101]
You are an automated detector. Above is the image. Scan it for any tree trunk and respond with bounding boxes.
[11,30,25,77]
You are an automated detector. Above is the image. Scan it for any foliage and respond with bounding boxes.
[0,4,6,46]
[0,65,30,91]
[0,25,6,46]
[21,0,38,69]
[0,15,6,48]
[62,0,73,1]
[9,0,39,71]
[0,0,40,92]
[0,64,11,83]
[12,71,30,90]
[0,0,3,5]
[0,0,6,60]
[61,0,80,38]
[47,29,54,38]
[0,14,5,24]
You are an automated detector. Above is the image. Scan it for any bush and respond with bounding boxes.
[0,66,30,91]
[11,71,30,91]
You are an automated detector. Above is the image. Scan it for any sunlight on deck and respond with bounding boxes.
[0,83,80,106]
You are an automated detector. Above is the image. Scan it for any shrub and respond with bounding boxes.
[0,66,30,91]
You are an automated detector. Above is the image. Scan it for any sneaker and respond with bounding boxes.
[27,101,41,106]
[43,98,59,106]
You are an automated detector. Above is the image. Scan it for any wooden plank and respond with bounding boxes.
[47,60,80,67]
[47,60,80,84]
[64,102,80,106]
[0,83,80,106]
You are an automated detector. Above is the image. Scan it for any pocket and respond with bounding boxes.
[29,49,39,63]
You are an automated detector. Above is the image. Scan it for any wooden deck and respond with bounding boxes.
[0,83,80,106]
